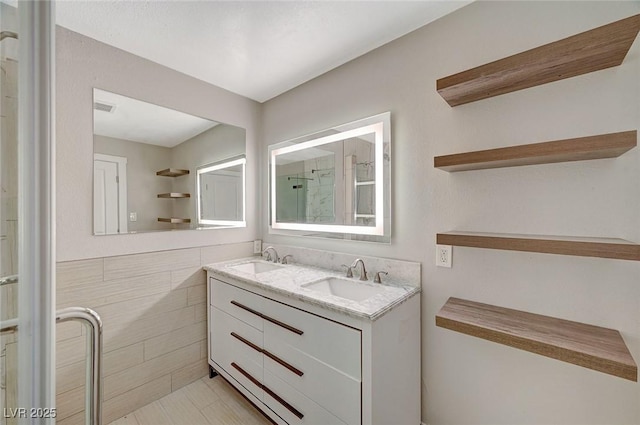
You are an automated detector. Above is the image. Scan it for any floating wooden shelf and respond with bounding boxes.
[436,297,637,381]
[434,131,636,172]
[157,217,191,224]
[157,193,191,199]
[436,14,640,106]
[437,232,640,261]
[156,168,190,177]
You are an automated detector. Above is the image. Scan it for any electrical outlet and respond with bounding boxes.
[253,240,262,254]
[129,212,137,222]
[436,244,452,268]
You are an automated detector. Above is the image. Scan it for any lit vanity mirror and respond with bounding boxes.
[93,88,246,235]
[269,112,390,243]
[196,156,246,227]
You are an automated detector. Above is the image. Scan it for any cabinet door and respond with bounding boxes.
[261,297,362,425]
[261,297,361,379]
[263,369,348,425]
[210,306,264,401]
[210,278,264,331]
[263,338,361,425]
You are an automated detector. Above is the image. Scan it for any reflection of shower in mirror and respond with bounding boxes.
[270,112,390,242]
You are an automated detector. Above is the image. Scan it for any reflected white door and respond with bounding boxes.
[93,160,118,234]
[201,171,242,220]
[93,154,127,235]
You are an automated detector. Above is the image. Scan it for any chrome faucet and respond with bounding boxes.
[374,271,388,283]
[262,246,279,263]
[350,258,368,281]
[341,264,354,278]
[281,254,293,264]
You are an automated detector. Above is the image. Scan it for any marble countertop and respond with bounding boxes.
[203,257,420,321]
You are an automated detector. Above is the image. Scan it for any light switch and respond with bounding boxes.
[129,212,137,222]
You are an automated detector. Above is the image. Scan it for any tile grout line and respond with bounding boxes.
[157,397,177,425]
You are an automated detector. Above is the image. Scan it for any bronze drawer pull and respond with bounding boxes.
[230,332,262,353]
[229,300,263,319]
[231,362,304,420]
[262,383,304,420]
[263,350,304,377]
[231,332,304,377]
[231,361,262,388]
[230,300,304,335]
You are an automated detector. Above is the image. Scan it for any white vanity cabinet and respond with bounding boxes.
[207,273,420,425]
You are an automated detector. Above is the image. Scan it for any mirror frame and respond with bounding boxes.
[195,155,247,228]
[269,112,390,238]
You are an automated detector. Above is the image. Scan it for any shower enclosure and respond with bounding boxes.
[0,3,102,425]
[1,4,21,423]
[275,167,336,224]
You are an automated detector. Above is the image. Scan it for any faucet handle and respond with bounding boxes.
[262,251,272,262]
[341,264,353,278]
[262,246,279,263]
[281,255,293,264]
[374,271,388,283]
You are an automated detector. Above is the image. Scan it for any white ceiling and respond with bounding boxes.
[93,88,219,147]
[56,1,471,103]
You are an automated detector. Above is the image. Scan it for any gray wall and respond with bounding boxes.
[261,2,640,424]
[94,135,172,232]
[57,26,261,261]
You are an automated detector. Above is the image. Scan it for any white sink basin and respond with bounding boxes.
[302,278,385,302]
[229,261,284,274]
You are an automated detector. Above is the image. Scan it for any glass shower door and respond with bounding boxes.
[1,3,21,423]
[1,2,57,424]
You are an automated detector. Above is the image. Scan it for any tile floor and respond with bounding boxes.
[108,375,273,425]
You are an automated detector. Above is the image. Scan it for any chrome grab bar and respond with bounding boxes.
[57,307,103,425]
[0,307,103,425]
[0,274,18,286]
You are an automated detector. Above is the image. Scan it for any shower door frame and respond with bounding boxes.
[17,2,57,423]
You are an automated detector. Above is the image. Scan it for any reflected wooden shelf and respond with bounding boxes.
[156,168,190,177]
[436,14,640,106]
[436,297,637,381]
[436,231,640,261]
[157,217,191,224]
[434,131,636,172]
[157,193,191,199]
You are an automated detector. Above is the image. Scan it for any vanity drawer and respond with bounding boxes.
[210,278,264,331]
[264,336,361,425]
[261,296,361,380]
[263,369,348,425]
[210,306,264,400]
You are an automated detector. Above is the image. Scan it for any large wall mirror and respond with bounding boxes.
[269,112,391,243]
[93,88,246,235]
